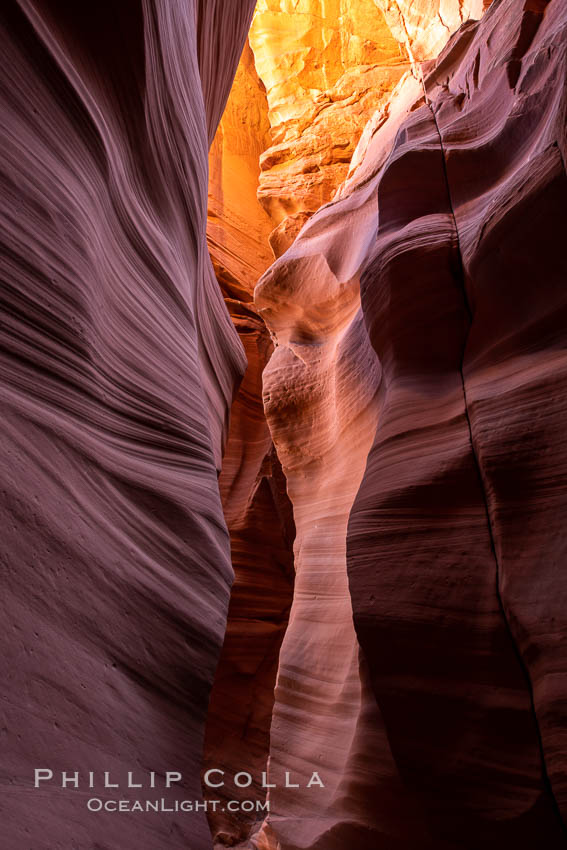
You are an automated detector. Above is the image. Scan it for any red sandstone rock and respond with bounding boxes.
[347,0,567,846]
[251,4,498,849]
[0,1,254,847]
[253,136,437,850]
[203,301,295,847]
[251,0,567,846]
[2,0,567,847]
[204,38,297,847]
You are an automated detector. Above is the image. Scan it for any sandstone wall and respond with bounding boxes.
[348,0,567,845]
[251,0,567,847]
[0,1,254,847]
[249,0,410,255]
[3,1,566,849]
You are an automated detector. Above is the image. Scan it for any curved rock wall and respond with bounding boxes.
[3,0,566,848]
[203,299,296,846]
[251,4,503,848]
[347,0,567,846]
[375,0,487,66]
[255,208,426,850]
[204,35,296,847]
[207,39,276,301]
[251,0,567,848]
[0,1,254,848]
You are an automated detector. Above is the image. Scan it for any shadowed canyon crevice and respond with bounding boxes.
[1,1,566,849]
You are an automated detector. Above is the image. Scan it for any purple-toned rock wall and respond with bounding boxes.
[348,0,567,846]
[0,2,254,847]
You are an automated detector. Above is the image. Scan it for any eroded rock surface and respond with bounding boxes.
[249,0,410,254]
[0,1,254,847]
[207,40,276,301]
[251,3,501,848]
[375,0,488,65]
[204,36,296,846]
[3,0,566,848]
[203,300,296,846]
[245,1,490,258]
[347,0,567,846]
[252,0,567,848]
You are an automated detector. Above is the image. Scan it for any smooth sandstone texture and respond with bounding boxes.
[0,1,254,848]
[255,221,430,850]
[203,298,296,847]
[347,0,567,847]
[203,8,410,844]
[2,0,566,848]
[252,4,498,848]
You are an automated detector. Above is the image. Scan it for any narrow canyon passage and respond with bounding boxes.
[205,1,567,848]
[1,1,566,849]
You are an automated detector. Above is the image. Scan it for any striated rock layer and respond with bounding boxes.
[0,1,254,848]
[255,212,427,850]
[253,0,567,848]
[3,0,567,847]
[346,0,567,846]
[251,3,500,849]
[203,298,296,846]
[204,36,296,847]
[248,0,486,257]
[207,39,276,302]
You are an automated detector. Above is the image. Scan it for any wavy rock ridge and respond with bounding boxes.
[250,0,567,848]
[1,1,254,848]
[204,4,485,845]
[348,0,567,845]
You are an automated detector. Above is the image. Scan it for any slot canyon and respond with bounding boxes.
[1,1,566,849]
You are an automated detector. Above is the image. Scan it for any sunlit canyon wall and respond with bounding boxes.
[207,0,567,848]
